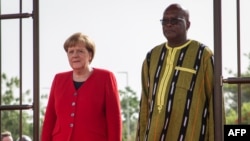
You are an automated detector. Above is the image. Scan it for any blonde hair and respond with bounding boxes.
[63,32,96,63]
[1,131,12,140]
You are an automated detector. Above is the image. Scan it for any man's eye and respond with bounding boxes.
[171,19,178,23]
[160,18,183,25]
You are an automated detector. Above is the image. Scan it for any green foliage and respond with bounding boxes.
[241,102,250,123]
[119,86,139,141]
[223,52,250,124]
[1,73,33,140]
[226,102,250,124]
[225,108,237,124]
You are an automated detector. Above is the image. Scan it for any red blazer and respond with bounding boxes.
[41,68,122,141]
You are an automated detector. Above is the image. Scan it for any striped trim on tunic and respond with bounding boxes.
[137,40,214,141]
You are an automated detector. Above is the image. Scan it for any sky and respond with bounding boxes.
[1,0,250,100]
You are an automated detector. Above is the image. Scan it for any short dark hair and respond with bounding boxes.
[16,135,32,141]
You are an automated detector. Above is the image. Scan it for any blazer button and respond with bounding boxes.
[72,102,76,106]
[69,123,74,128]
[71,113,75,117]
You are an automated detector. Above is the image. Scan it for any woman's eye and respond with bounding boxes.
[78,50,84,54]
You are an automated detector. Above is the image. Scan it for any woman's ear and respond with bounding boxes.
[89,53,93,63]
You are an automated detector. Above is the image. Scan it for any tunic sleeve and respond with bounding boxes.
[136,58,150,140]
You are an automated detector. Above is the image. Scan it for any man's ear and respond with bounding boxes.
[186,21,190,30]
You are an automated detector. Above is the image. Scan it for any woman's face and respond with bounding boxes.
[67,43,92,71]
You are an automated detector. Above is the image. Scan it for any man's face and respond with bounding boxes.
[161,9,188,42]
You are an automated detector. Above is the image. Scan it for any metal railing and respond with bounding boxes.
[0,1,249,141]
[0,0,40,140]
[214,0,250,141]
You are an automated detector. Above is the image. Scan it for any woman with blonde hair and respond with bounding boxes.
[41,32,122,141]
